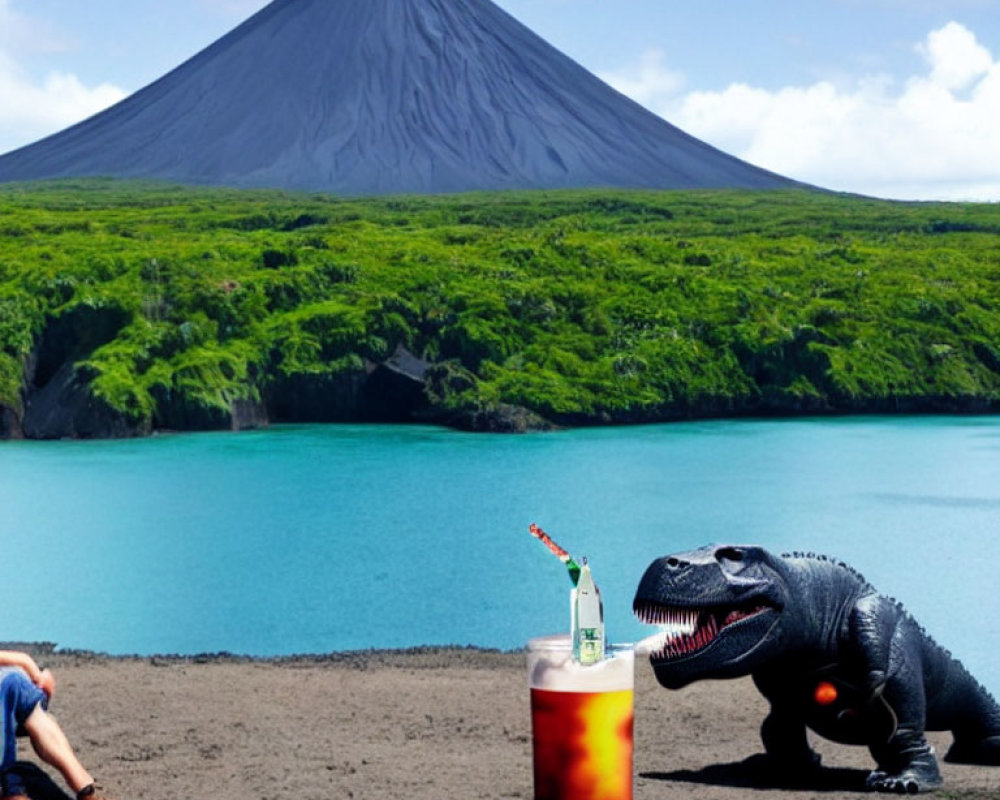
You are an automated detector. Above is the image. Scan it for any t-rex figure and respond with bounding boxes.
[633,544,1000,793]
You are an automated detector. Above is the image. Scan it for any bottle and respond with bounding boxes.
[572,558,604,665]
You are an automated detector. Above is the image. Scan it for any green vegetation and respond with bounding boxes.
[1,179,999,432]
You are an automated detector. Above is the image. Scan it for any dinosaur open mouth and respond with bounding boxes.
[633,600,773,660]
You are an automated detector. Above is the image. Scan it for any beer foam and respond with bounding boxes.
[636,631,668,656]
[527,635,634,692]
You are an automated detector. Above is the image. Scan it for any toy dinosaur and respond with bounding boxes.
[634,544,1000,793]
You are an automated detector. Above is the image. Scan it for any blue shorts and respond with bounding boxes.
[0,668,48,797]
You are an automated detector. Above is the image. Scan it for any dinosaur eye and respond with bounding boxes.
[716,547,745,564]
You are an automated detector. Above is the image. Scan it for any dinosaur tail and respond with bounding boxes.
[939,660,1000,766]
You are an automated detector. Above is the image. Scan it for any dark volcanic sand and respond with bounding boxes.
[11,646,999,799]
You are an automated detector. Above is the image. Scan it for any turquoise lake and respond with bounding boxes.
[1,417,998,691]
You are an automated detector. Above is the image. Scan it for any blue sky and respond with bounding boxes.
[1,0,998,199]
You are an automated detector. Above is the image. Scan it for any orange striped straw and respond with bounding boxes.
[529,523,581,586]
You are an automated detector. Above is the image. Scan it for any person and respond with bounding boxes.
[0,650,111,800]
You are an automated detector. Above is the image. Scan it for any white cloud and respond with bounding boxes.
[196,0,271,17]
[921,21,993,91]
[0,0,126,155]
[0,54,126,154]
[603,22,1000,201]
[601,49,685,108]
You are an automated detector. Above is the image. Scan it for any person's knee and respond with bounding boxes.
[22,704,55,742]
[1,669,47,726]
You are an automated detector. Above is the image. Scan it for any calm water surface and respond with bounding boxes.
[1,417,998,690]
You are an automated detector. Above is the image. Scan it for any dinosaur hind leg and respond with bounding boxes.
[945,735,1000,766]
[941,667,1000,766]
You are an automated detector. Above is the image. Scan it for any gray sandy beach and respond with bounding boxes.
[13,646,999,799]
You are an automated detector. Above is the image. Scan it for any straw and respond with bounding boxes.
[529,523,582,586]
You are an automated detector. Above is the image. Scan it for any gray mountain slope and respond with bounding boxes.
[0,0,799,195]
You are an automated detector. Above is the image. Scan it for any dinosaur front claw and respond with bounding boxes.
[865,768,942,794]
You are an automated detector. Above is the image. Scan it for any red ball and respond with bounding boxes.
[814,681,838,706]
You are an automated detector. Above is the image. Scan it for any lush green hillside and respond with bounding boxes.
[1,180,999,437]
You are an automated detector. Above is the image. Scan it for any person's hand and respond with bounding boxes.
[37,668,55,700]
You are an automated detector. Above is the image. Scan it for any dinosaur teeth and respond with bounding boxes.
[633,601,699,632]
[633,603,721,660]
[653,612,716,660]
[634,600,773,662]
[633,602,699,633]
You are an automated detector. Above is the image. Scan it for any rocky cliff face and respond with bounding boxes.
[0,404,22,439]
[3,310,488,438]
[0,0,797,195]
[7,305,995,440]
[16,305,140,439]
[22,362,142,439]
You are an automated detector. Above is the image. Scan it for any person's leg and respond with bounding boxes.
[22,706,94,796]
[0,670,109,800]
[0,669,30,800]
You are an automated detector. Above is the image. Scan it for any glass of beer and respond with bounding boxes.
[526,635,634,800]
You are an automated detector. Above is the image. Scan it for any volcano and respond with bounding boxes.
[0,0,797,195]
